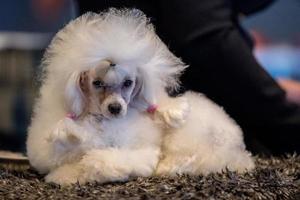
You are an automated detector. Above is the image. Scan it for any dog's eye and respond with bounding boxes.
[92,80,104,88]
[123,80,133,88]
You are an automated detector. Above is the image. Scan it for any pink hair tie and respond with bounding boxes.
[147,104,158,114]
[66,112,78,120]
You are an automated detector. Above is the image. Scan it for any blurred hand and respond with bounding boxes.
[278,78,300,106]
[32,0,65,22]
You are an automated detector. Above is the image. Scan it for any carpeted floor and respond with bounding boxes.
[0,155,299,200]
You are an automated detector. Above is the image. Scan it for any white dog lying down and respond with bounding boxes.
[26,9,254,185]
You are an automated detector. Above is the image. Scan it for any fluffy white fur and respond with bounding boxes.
[26,8,254,185]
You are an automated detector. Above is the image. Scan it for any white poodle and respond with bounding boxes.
[26,9,254,185]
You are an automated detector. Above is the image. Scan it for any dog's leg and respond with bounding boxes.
[46,147,160,185]
[75,148,160,184]
[156,95,190,129]
[47,117,86,145]
[46,118,87,166]
[156,148,254,176]
[45,163,83,185]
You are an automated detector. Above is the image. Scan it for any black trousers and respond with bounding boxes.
[77,0,299,154]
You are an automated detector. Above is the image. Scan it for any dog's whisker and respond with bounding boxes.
[88,112,104,122]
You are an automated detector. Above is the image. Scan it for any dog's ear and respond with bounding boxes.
[130,69,157,112]
[65,71,88,117]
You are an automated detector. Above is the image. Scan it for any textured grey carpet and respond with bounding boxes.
[0,155,299,200]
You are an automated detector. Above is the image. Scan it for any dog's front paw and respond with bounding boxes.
[159,97,190,128]
[45,164,82,186]
[48,118,82,148]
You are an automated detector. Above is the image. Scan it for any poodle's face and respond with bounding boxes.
[78,60,138,119]
[55,10,187,121]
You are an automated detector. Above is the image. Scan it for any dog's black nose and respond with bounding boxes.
[108,103,122,115]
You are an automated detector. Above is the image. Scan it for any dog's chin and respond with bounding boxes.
[88,112,123,121]
[102,110,127,120]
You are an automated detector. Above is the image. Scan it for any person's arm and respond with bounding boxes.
[157,0,299,154]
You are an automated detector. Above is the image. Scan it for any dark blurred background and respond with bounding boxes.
[0,0,77,152]
[244,0,300,81]
[0,0,299,153]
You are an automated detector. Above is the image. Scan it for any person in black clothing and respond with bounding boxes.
[77,0,299,155]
